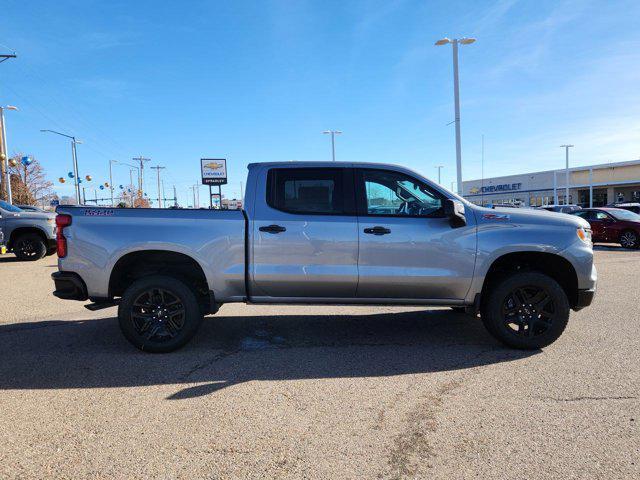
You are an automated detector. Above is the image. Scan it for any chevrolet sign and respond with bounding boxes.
[469,183,522,194]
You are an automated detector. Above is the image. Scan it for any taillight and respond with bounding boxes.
[55,214,72,258]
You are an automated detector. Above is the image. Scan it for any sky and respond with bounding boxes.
[1,0,639,206]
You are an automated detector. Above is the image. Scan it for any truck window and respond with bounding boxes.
[357,169,444,217]
[267,168,352,215]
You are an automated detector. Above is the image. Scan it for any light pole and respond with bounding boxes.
[41,129,82,204]
[435,37,476,195]
[322,130,342,162]
[435,165,444,184]
[113,160,140,206]
[560,145,574,205]
[0,105,18,204]
[108,160,116,206]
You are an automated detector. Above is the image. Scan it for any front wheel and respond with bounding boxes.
[619,230,639,249]
[118,275,204,352]
[13,233,47,261]
[481,272,570,350]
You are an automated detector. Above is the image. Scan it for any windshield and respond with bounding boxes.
[610,209,640,221]
[0,200,23,213]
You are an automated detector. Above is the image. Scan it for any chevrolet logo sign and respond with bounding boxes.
[469,187,480,194]
[204,162,224,169]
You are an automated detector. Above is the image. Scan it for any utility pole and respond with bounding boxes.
[322,130,342,161]
[132,156,150,198]
[150,165,165,208]
[173,185,177,207]
[435,37,476,195]
[435,165,444,184]
[560,145,574,205]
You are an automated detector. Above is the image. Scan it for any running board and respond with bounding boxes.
[84,299,119,311]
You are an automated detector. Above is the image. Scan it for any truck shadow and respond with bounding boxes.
[0,310,537,399]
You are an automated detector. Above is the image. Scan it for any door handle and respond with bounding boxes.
[259,224,286,234]
[364,226,391,235]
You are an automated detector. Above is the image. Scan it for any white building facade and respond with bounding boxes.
[462,159,640,207]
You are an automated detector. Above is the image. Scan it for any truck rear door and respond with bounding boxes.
[249,166,358,299]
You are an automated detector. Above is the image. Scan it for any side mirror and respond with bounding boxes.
[444,199,466,228]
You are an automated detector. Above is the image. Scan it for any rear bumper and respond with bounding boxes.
[574,288,595,311]
[52,271,88,301]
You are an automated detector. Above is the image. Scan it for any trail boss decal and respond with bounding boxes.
[83,209,115,216]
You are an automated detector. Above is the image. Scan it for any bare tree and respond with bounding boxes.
[5,154,53,206]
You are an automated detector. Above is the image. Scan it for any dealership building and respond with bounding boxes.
[461,159,640,207]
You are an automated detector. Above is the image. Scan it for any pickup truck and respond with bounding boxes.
[0,200,56,260]
[51,162,597,352]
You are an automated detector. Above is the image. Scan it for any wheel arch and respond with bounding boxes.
[8,226,48,250]
[108,250,213,311]
[480,251,579,310]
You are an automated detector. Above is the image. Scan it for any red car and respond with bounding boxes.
[572,208,640,249]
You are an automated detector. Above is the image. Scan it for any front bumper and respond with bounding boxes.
[52,271,88,301]
[574,288,595,311]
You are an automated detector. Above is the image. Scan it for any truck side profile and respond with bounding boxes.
[0,200,56,260]
[52,162,597,352]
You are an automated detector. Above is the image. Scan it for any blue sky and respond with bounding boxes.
[1,0,639,205]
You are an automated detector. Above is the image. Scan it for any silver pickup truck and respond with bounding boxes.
[52,162,596,352]
[0,200,56,260]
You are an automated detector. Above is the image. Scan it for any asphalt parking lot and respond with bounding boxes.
[0,247,638,479]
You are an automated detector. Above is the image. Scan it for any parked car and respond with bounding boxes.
[0,200,57,260]
[52,162,596,352]
[571,207,640,249]
[537,204,582,214]
[606,202,640,215]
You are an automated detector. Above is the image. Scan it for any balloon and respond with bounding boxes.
[59,177,66,183]
[99,185,105,190]
[119,185,124,189]
[68,172,74,178]
[78,179,82,183]
[104,182,110,187]
[21,156,32,166]
[85,175,92,181]
[9,158,18,167]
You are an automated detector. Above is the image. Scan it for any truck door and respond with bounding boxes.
[250,167,359,299]
[354,168,476,300]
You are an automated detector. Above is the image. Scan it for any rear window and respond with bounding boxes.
[267,168,351,215]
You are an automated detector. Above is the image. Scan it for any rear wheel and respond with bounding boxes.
[619,230,639,249]
[118,275,203,352]
[13,233,47,261]
[481,272,570,349]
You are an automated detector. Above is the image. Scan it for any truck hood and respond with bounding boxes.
[472,205,590,229]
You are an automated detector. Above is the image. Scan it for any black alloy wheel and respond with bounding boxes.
[13,234,47,261]
[118,275,204,352]
[481,271,570,350]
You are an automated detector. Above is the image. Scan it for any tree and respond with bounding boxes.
[3,154,54,206]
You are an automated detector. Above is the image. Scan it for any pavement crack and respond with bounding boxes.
[180,349,239,381]
[540,395,637,402]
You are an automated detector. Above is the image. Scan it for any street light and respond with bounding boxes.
[435,36,476,195]
[435,165,444,185]
[0,105,18,204]
[41,129,82,204]
[560,145,574,205]
[322,130,342,162]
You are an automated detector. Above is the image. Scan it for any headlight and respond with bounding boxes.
[577,227,592,245]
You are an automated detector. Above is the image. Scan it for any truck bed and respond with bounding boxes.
[56,206,247,301]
